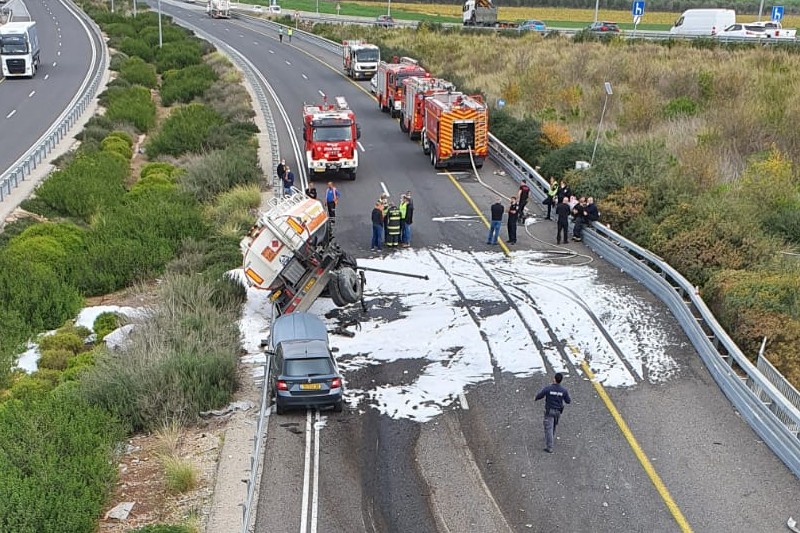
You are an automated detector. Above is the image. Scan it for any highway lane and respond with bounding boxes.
[156,7,800,531]
[0,0,98,176]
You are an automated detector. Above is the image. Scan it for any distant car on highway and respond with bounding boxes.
[587,21,621,33]
[518,19,547,32]
[375,14,395,28]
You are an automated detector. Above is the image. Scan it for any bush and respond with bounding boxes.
[62,350,97,382]
[130,525,194,533]
[663,96,699,119]
[38,332,84,354]
[156,41,204,73]
[181,144,261,202]
[118,56,158,88]
[38,348,72,371]
[161,63,218,106]
[141,162,179,180]
[117,37,155,63]
[101,136,133,160]
[0,385,123,533]
[93,312,120,341]
[32,150,128,221]
[205,184,261,229]
[105,85,157,132]
[146,104,225,158]
[81,273,240,431]
[161,456,198,494]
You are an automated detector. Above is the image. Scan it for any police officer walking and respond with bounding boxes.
[384,203,402,248]
[534,373,571,453]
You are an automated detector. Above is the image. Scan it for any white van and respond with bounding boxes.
[670,9,736,36]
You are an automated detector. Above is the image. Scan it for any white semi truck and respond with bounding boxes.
[207,0,230,19]
[0,20,40,78]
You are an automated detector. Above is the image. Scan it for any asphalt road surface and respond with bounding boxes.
[145,5,800,531]
[0,0,98,176]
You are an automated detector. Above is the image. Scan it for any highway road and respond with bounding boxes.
[0,0,100,177]
[151,5,800,531]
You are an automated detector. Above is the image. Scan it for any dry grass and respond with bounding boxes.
[360,27,800,183]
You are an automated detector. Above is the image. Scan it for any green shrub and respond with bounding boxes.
[205,120,260,151]
[181,144,261,202]
[141,162,178,180]
[205,184,261,229]
[117,37,155,63]
[38,348,72,371]
[161,63,218,106]
[32,150,128,221]
[490,108,548,166]
[662,96,699,119]
[6,373,54,401]
[101,136,133,160]
[106,129,134,148]
[81,273,240,431]
[146,104,225,158]
[0,385,123,533]
[119,56,158,88]
[156,41,204,73]
[539,141,593,181]
[106,85,156,132]
[77,115,115,144]
[93,312,120,340]
[62,350,97,382]
[38,332,84,354]
[104,23,136,42]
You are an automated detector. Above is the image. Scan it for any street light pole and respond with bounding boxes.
[590,82,613,167]
[388,0,391,17]
[157,0,163,48]
[593,0,599,23]
[133,0,137,17]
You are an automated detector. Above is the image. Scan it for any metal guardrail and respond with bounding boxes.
[490,133,800,477]
[242,354,271,533]
[0,1,107,203]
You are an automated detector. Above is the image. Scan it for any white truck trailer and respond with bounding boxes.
[0,20,40,78]
[207,0,230,19]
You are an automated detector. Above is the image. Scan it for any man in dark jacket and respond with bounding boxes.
[535,373,572,453]
[572,197,588,241]
[507,196,518,244]
[517,180,530,224]
[305,181,318,200]
[277,159,286,183]
[371,201,384,251]
[586,197,600,224]
[555,197,571,245]
[486,198,504,245]
[400,192,414,247]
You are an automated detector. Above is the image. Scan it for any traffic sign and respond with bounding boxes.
[632,0,645,17]
[771,5,784,21]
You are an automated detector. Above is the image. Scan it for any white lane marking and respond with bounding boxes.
[310,410,321,533]
[300,410,312,533]
[318,89,325,98]
[302,74,308,80]
[269,50,275,54]
[224,27,230,31]
[52,62,57,67]
[380,182,390,197]
[285,60,292,66]
[357,141,365,152]
[458,392,470,410]
[254,41,258,45]
[6,110,16,119]
[28,91,35,98]
[44,74,50,80]
[57,51,62,56]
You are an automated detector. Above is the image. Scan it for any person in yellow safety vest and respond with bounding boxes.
[384,203,402,248]
[287,27,293,42]
[398,196,408,247]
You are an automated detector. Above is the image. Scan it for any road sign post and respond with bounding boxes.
[631,1,645,38]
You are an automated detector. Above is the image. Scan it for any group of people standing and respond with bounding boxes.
[371,192,414,251]
[277,159,340,219]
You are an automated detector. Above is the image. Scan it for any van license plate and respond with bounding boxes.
[300,383,321,390]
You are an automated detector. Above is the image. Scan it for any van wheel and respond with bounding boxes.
[333,401,343,413]
[328,274,349,307]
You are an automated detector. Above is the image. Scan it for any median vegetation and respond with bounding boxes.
[314,22,800,384]
[0,2,262,531]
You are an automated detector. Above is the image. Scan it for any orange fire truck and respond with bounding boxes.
[303,95,361,180]
[422,92,489,169]
[375,57,427,119]
[400,77,455,140]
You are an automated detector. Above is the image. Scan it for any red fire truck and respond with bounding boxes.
[303,95,361,180]
[422,92,489,169]
[400,77,455,140]
[375,57,428,119]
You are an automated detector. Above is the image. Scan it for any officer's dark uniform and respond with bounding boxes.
[385,205,402,248]
[535,380,571,452]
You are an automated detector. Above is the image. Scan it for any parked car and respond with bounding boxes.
[716,23,768,38]
[267,313,344,414]
[587,21,621,33]
[375,14,395,28]
[518,19,547,32]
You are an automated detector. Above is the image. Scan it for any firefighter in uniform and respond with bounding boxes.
[384,203,402,248]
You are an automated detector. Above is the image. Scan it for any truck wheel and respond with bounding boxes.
[400,115,408,132]
[430,145,436,166]
[337,267,362,304]
[348,170,357,181]
[338,251,358,269]
[328,274,349,307]
[422,138,430,156]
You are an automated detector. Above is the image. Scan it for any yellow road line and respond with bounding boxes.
[568,345,693,533]
[444,171,511,257]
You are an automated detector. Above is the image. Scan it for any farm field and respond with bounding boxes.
[257,0,800,30]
